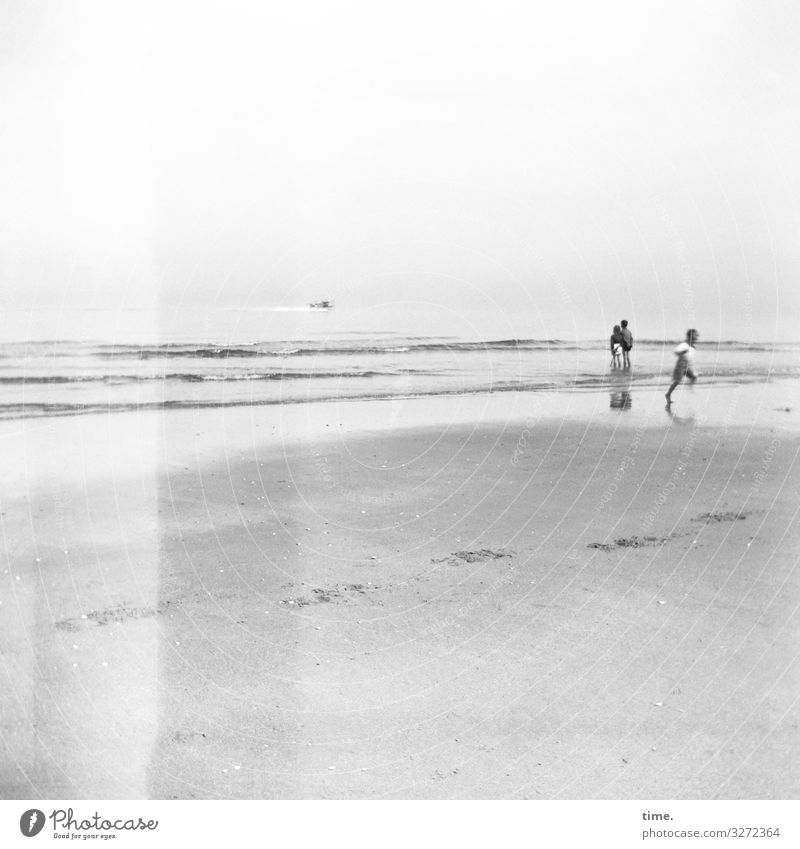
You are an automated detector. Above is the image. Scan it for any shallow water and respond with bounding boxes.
[1,323,798,421]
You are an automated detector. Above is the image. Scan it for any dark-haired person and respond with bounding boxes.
[620,319,633,368]
[665,329,698,404]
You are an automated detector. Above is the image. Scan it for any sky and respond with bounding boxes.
[1,0,799,340]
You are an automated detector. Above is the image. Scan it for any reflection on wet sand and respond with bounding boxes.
[608,373,633,411]
[609,390,632,410]
[665,402,697,426]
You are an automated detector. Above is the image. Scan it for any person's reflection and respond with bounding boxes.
[665,403,696,425]
[610,390,632,410]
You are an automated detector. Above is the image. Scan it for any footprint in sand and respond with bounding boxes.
[55,599,179,630]
[281,583,379,607]
[587,536,667,552]
[432,548,511,565]
[693,511,746,523]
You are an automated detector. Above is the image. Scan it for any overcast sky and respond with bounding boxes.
[1,0,799,339]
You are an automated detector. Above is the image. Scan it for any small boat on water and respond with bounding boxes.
[308,299,334,310]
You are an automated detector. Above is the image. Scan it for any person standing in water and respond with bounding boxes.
[619,319,633,368]
[665,328,699,404]
[610,324,623,368]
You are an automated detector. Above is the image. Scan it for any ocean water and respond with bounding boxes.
[1,308,798,421]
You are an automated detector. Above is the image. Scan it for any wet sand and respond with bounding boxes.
[2,389,799,799]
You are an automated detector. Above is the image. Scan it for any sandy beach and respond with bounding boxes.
[1,384,798,800]
[6,1,800,828]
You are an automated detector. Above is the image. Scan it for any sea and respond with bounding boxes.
[1,308,799,422]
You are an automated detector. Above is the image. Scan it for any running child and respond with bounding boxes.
[665,328,699,403]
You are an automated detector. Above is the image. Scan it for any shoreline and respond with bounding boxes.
[2,372,798,418]
[2,380,798,495]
